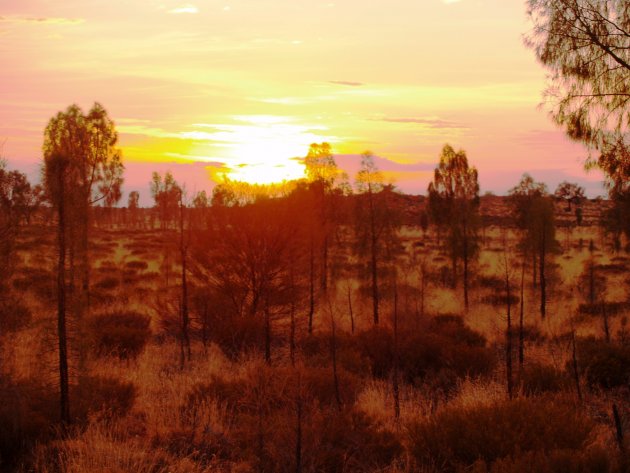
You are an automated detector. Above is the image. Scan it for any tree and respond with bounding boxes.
[525,0,630,188]
[0,160,38,273]
[354,153,402,325]
[43,154,71,424]
[304,142,340,292]
[554,181,585,211]
[43,103,124,305]
[509,174,558,318]
[150,171,180,229]
[427,144,480,310]
[127,191,140,228]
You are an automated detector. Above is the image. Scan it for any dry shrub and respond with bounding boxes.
[87,311,151,360]
[578,302,628,316]
[489,446,613,473]
[301,331,368,376]
[204,314,266,360]
[0,379,54,468]
[12,268,55,300]
[179,366,398,472]
[125,260,148,271]
[0,293,32,332]
[73,375,137,421]
[573,338,630,389]
[481,293,520,306]
[93,276,119,291]
[408,396,594,472]
[311,408,402,472]
[358,316,495,388]
[520,362,569,396]
[0,375,135,469]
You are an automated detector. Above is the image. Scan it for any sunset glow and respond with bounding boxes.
[0,0,606,201]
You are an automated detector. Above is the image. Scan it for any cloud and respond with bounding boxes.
[329,80,364,87]
[0,15,84,25]
[377,117,468,129]
[168,4,199,14]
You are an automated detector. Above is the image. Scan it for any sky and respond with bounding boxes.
[0,0,607,205]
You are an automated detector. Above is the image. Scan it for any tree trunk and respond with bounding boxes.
[180,203,190,364]
[519,257,525,372]
[346,284,354,335]
[505,255,513,399]
[308,242,315,334]
[56,165,70,425]
[539,224,546,318]
[392,277,400,420]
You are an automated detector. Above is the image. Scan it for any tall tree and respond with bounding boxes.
[43,103,124,307]
[509,174,558,318]
[127,191,140,228]
[525,0,630,187]
[43,154,71,424]
[354,153,402,325]
[427,144,480,310]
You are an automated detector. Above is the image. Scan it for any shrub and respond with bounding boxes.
[87,311,151,360]
[94,276,119,290]
[73,375,137,420]
[125,260,148,271]
[408,397,594,472]
[358,316,496,388]
[489,446,612,473]
[520,362,569,396]
[573,338,630,389]
[314,408,402,472]
[0,295,32,332]
[481,293,520,306]
[0,379,54,468]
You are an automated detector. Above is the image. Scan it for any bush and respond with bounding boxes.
[358,316,496,387]
[94,276,119,290]
[481,293,520,306]
[87,311,151,360]
[0,295,32,332]
[314,408,402,472]
[520,363,569,396]
[408,397,594,472]
[489,446,612,473]
[573,338,630,389]
[125,260,148,271]
[73,375,137,420]
[0,379,54,468]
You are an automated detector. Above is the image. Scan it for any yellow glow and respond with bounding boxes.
[184,116,334,185]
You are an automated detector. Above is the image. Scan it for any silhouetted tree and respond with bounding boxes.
[509,174,557,318]
[43,103,124,309]
[427,144,480,309]
[150,171,180,229]
[127,191,140,228]
[354,153,402,325]
[526,0,630,188]
[554,181,585,211]
[0,159,38,274]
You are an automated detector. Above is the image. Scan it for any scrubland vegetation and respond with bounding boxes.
[1,0,628,470]
[1,144,629,471]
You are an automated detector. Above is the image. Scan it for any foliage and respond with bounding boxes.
[573,337,630,389]
[525,0,630,189]
[408,396,594,471]
[87,311,152,360]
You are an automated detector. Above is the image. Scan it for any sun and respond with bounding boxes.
[190,115,334,185]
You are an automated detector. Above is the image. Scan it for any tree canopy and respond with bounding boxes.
[525,0,629,187]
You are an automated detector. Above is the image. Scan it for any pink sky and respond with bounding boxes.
[0,0,607,205]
